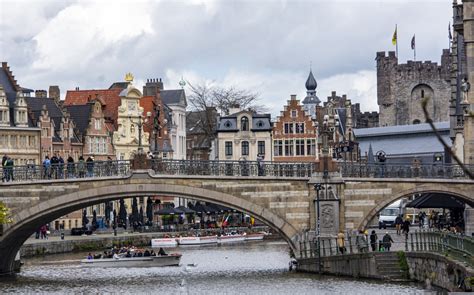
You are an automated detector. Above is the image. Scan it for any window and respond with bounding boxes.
[284,140,294,156]
[258,141,265,155]
[95,118,101,130]
[274,140,283,156]
[241,116,249,131]
[291,110,297,118]
[306,139,316,156]
[256,120,264,128]
[296,139,305,156]
[225,141,233,156]
[284,123,294,134]
[224,120,232,128]
[241,141,249,156]
[421,90,425,98]
[295,123,305,134]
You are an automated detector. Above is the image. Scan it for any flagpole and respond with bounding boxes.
[396,24,398,58]
[414,34,416,62]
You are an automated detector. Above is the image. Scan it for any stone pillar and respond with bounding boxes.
[465,207,474,237]
[318,200,340,236]
[463,0,474,164]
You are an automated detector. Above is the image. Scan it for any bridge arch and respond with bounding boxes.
[0,182,300,276]
[358,185,474,231]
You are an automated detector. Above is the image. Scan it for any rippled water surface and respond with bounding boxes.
[1,241,430,294]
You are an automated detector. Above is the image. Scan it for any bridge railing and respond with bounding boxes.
[0,160,131,183]
[409,230,474,267]
[150,159,316,178]
[299,230,473,267]
[339,162,474,179]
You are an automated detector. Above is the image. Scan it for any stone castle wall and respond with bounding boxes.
[376,50,451,126]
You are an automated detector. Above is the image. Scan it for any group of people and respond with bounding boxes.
[43,154,98,179]
[1,154,14,182]
[336,230,396,254]
[86,246,167,260]
[395,215,411,237]
[35,225,50,240]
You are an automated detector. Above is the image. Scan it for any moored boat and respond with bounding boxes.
[81,254,182,268]
[178,235,218,245]
[244,233,265,241]
[218,234,246,243]
[151,238,177,248]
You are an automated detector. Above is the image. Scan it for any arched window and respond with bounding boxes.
[241,141,249,156]
[241,116,249,131]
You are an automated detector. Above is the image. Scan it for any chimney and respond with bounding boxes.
[49,85,60,102]
[290,94,297,100]
[35,90,47,98]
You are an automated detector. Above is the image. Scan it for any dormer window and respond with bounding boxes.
[241,116,249,131]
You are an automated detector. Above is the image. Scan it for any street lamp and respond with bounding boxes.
[128,111,151,154]
[314,183,323,274]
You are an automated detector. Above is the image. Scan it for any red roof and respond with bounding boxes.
[65,89,122,129]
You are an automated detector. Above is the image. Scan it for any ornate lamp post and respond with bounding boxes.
[128,111,151,154]
[314,183,323,274]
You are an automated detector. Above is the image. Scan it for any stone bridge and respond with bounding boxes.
[0,167,473,276]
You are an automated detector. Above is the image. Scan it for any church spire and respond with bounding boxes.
[305,70,317,92]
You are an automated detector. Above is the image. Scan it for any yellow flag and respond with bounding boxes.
[392,26,397,45]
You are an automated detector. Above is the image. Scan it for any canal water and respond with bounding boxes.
[1,241,431,294]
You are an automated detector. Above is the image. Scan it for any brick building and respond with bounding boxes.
[376,50,451,127]
[273,94,318,162]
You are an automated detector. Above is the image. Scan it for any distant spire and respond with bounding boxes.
[305,70,317,91]
[367,143,375,164]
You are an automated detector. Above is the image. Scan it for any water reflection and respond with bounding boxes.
[1,241,428,294]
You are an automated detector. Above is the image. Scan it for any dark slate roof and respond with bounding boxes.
[26,97,65,137]
[354,122,449,137]
[109,82,129,90]
[217,111,272,132]
[161,89,186,107]
[336,108,347,136]
[64,104,92,135]
[0,66,17,105]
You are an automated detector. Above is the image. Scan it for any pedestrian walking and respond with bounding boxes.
[5,157,14,182]
[337,232,345,254]
[86,156,94,177]
[370,230,378,252]
[42,156,51,179]
[78,156,85,178]
[402,218,411,239]
[382,232,394,251]
[67,155,75,178]
[1,154,7,182]
[395,214,403,235]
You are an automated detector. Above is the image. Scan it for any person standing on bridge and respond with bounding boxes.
[86,156,94,177]
[337,232,346,254]
[382,232,394,251]
[370,230,378,251]
[395,215,403,235]
[1,154,7,182]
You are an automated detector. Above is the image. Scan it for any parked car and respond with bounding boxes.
[70,227,92,236]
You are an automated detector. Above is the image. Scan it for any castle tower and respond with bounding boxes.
[302,70,321,119]
[376,50,451,127]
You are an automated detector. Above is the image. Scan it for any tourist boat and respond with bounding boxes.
[218,233,246,243]
[177,235,218,245]
[151,238,178,248]
[81,253,182,268]
[244,233,265,241]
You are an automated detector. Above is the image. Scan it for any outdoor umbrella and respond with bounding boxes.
[146,197,153,225]
[119,199,127,229]
[104,202,111,224]
[139,206,144,225]
[175,206,195,214]
[131,197,139,227]
[92,209,97,230]
[82,209,89,229]
[155,207,184,215]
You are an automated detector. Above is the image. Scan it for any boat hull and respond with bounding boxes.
[178,236,218,245]
[218,235,246,243]
[245,234,265,241]
[151,238,177,248]
[81,254,181,268]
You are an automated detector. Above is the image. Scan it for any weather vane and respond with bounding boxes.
[179,76,186,88]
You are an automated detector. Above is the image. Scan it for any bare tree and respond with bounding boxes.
[187,82,266,115]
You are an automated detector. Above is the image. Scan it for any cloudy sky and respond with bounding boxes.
[0,0,452,116]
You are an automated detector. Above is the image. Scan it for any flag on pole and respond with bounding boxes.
[411,35,415,50]
[392,26,398,45]
[448,22,452,40]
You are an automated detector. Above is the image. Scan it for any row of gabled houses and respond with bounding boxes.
[0,63,187,168]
